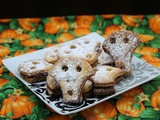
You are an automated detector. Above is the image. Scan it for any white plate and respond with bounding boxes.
[2,32,160,115]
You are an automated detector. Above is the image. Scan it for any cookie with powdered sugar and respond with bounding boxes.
[102,30,142,75]
[57,38,101,65]
[18,59,53,83]
[90,65,124,87]
[48,57,94,104]
[46,75,93,98]
[44,45,62,64]
[97,49,114,66]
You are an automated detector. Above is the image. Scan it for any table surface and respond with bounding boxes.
[0,14,160,120]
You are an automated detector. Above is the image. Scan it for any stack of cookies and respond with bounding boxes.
[18,30,142,104]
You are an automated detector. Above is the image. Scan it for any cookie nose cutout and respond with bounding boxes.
[123,38,129,43]
[62,65,68,71]
[68,90,73,96]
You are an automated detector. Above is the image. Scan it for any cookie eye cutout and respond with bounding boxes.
[123,38,129,43]
[70,45,76,49]
[76,66,82,72]
[110,38,116,44]
[62,65,68,72]
[68,90,73,96]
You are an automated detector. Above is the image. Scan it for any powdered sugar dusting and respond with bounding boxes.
[98,49,114,65]
[48,57,94,103]
[18,59,52,76]
[92,66,116,84]
[58,37,101,64]
[103,30,142,74]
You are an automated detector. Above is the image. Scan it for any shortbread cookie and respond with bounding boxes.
[46,85,61,97]
[83,80,93,97]
[114,76,123,84]
[46,75,93,98]
[46,75,61,97]
[103,30,142,75]
[97,49,114,66]
[18,59,53,83]
[90,66,124,87]
[48,57,94,104]
[57,38,101,64]
[44,45,62,64]
[94,86,116,96]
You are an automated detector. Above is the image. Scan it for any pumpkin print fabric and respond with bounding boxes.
[0,14,160,120]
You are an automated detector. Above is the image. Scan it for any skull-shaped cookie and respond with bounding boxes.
[48,57,94,104]
[102,30,142,75]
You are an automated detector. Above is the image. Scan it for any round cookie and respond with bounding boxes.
[18,59,53,83]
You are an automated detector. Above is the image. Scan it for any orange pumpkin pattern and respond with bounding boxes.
[103,25,120,37]
[137,34,154,42]
[116,97,145,117]
[122,15,144,27]
[149,15,160,34]
[14,34,30,41]
[134,46,159,56]
[75,15,94,29]
[0,29,17,39]
[0,46,10,57]
[0,19,11,23]
[21,39,44,47]
[80,101,117,120]
[0,14,160,120]
[122,86,143,97]
[73,27,91,37]
[0,78,9,88]
[0,95,35,118]
[18,18,40,31]
[100,14,115,19]
[56,32,74,43]
[151,89,160,109]
[44,17,69,34]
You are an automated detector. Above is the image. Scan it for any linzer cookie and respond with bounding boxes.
[90,66,124,87]
[48,57,94,104]
[103,30,142,75]
[57,38,101,64]
[18,59,53,83]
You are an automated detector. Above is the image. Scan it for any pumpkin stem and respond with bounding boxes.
[8,94,17,101]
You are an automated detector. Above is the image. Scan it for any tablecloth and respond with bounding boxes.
[0,14,160,120]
